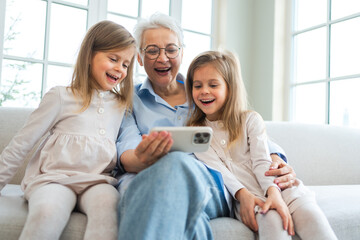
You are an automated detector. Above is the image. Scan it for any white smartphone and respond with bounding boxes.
[150,126,213,153]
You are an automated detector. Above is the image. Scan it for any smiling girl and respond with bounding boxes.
[0,20,136,240]
[186,50,337,240]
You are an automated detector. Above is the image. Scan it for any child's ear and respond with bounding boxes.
[137,53,144,66]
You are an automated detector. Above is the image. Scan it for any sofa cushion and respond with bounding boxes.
[309,185,360,240]
[2,184,360,239]
[0,185,86,240]
[210,184,360,239]
[265,122,360,186]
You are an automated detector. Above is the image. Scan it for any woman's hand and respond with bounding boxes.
[261,187,294,236]
[265,154,296,190]
[135,131,173,165]
[121,131,173,173]
[235,188,264,232]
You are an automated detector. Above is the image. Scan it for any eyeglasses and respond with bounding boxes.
[142,44,181,60]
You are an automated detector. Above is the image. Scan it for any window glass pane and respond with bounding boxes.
[294,0,327,31]
[48,3,87,64]
[293,83,326,124]
[107,14,137,34]
[0,60,42,107]
[107,0,138,17]
[136,61,147,76]
[331,0,360,20]
[141,0,169,18]
[293,28,326,83]
[65,0,88,6]
[182,0,212,34]
[3,0,46,59]
[180,32,211,76]
[46,65,73,92]
[329,78,360,128]
[330,17,360,78]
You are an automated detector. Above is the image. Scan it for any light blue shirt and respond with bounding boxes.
[116,75,286,163]
[116,76,189,161]
[115,74,286,212]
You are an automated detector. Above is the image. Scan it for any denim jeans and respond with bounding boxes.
[117,151,229,240]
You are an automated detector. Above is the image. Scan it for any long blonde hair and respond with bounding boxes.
[71,20,136,111]
[186,50,249,146]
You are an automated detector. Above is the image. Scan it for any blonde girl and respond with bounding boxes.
[0,20,136,240]
[186,50,337,240]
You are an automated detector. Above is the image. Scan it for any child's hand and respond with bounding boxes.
[261,187,294,236]
[235,188,264,232]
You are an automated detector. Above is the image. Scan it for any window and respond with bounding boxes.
[106,0,213,83]
[0,0,215,107]
[291,0,360,128]
[0,0,88,108]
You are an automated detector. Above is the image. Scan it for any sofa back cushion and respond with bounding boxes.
[266,121,360,186]
[1,107,359,186]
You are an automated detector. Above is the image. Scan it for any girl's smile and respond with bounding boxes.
[91,47,135,91]
[192,64,228,121]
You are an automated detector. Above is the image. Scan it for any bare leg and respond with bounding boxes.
[78,184,119,240]
[19,184,76,240]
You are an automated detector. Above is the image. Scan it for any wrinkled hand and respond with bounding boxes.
[235,188,264,232]
[261,187,294,236]
[265,154,296,190]
[134,131,173,166]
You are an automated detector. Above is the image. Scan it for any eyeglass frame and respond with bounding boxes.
[141,44,182,60]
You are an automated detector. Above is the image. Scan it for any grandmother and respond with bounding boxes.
[116,13,296,239]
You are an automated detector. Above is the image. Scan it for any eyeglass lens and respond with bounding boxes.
[144,44,180,59]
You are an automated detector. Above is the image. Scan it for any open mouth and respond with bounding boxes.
[106,73,119,82]
[155,67,171,73]
[200,99,215,105]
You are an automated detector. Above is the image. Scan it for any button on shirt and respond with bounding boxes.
[98,108,104,114]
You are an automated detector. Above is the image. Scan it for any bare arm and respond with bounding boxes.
[120,131,173,173]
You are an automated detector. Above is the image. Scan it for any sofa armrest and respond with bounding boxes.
[0,107,35,184]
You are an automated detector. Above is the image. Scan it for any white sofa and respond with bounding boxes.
[1,107,360,239]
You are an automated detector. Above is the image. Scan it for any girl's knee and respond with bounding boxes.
[29,200,71,222]
[257,210,284,229]
[81,184,119,209]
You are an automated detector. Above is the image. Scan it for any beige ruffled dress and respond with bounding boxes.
[0,86,125,199]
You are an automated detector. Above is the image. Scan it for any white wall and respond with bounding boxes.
[219,0,289,121]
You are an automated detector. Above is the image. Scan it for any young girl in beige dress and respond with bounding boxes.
[186,50,337,240]
[0,20,136,240]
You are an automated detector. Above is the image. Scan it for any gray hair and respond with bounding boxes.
[133,13,185,51]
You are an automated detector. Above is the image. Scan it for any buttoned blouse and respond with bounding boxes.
[0,86,125,199]
[194,111,279,201]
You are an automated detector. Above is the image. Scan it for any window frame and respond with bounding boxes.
[0,0,218,107]
[289,0,360,125]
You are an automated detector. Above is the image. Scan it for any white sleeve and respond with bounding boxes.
[0,87,62,191]
[247,112,279,196]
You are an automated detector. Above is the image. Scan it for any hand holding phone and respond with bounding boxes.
[150,126,213,153]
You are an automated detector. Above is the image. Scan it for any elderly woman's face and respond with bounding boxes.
[139,28,183,88]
